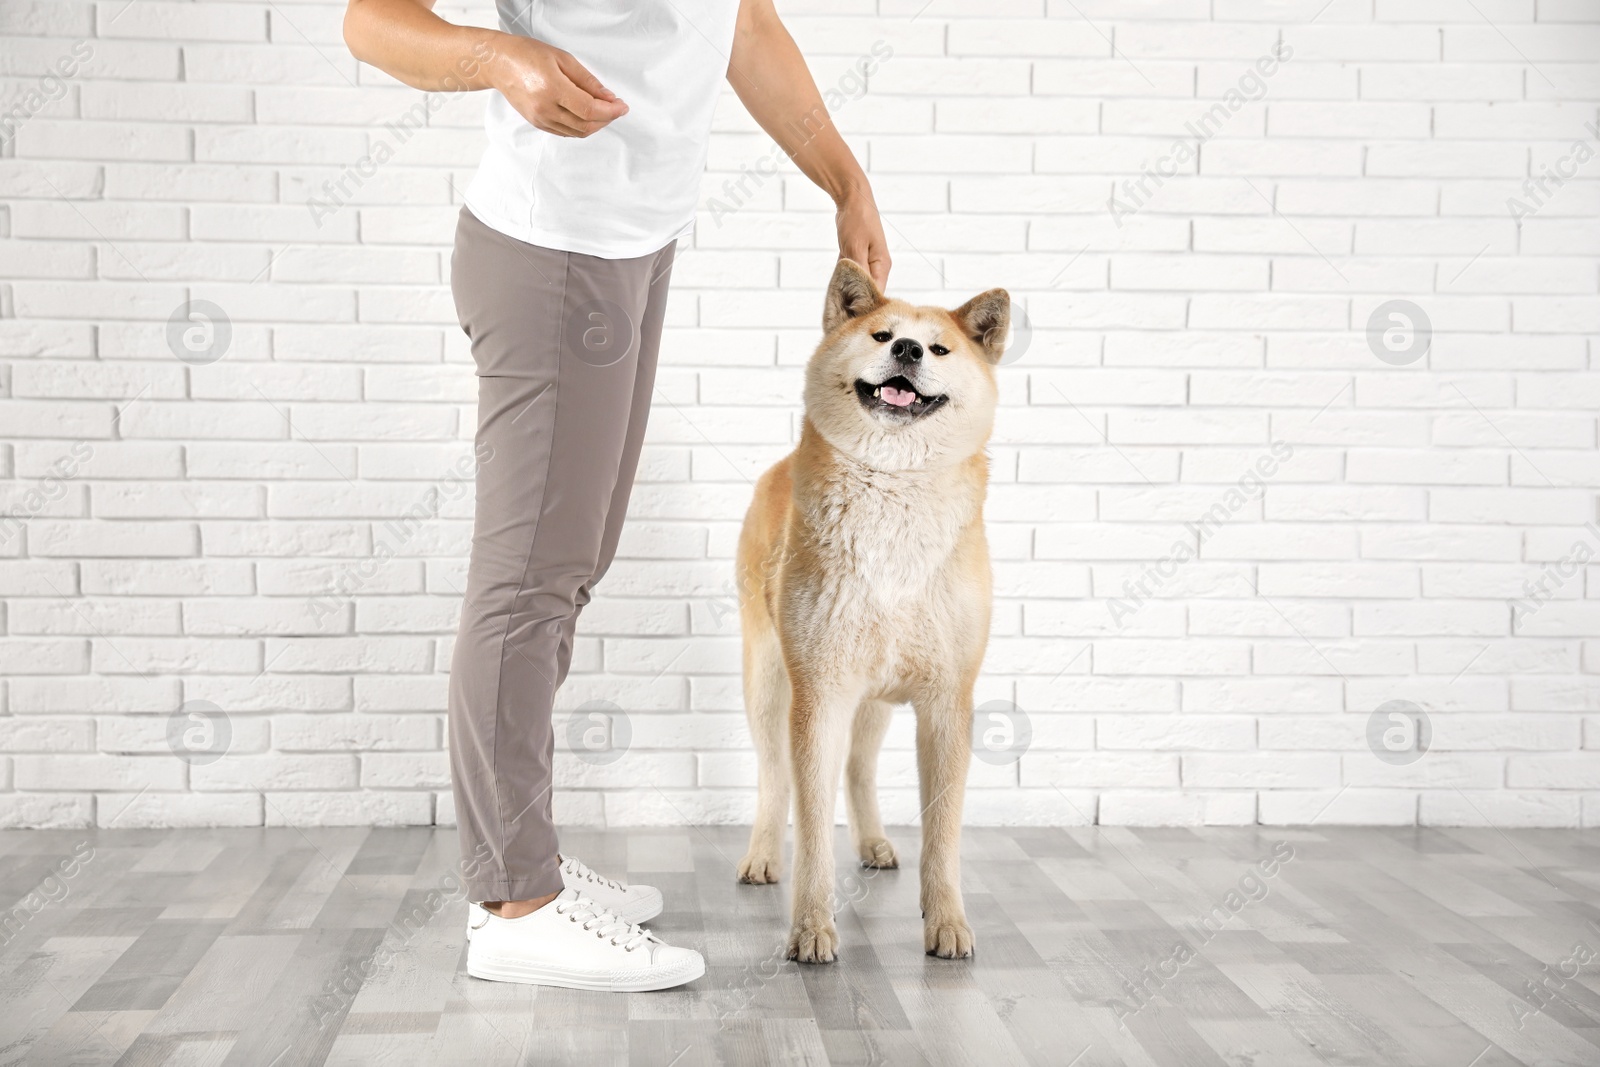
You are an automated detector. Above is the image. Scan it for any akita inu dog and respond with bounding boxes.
[734,258,1009,963]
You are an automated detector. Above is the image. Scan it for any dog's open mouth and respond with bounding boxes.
[854,375,947,419]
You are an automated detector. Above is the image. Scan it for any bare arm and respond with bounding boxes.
[728,0,891,289]
[342,0,627,137]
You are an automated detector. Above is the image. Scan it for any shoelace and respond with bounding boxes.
[559,854,623,892]
[555,896,654,952]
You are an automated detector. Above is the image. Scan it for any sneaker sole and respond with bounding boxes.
[466,953,705,992]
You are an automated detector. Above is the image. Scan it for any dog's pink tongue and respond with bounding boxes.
[881,385,917,408]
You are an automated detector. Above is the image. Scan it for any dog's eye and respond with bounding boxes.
[929,344,949,356]
[871,331,892,343]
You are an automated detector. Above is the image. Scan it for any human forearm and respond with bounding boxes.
[342,0,627,137]
[727,0,868,206]
[343,0,500,92]
[729,0,890,286]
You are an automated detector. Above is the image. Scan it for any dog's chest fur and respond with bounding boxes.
[791,459,979,635]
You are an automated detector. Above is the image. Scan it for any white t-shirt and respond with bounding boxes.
[464,0,740,259]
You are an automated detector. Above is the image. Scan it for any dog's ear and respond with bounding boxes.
[823,258,886,334]
[952,288,1011,364]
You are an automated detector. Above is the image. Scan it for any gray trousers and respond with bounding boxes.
[448,206,674,902]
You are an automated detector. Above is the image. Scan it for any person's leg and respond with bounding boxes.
[550,243,675,688]
[447,207,668,911]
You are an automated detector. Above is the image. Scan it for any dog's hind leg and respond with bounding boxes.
[846,699,897,869]
[737,626,790,885]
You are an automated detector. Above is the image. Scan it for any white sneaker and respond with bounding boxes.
[466,854,663,939]
[466,890,705,992]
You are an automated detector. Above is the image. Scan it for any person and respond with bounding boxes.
[343,0,891,991]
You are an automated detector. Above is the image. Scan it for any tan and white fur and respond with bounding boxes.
[734,258,1009,963]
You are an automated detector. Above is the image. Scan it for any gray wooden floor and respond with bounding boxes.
[2,825,1598,1066]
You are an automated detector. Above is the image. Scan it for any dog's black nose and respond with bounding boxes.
[891,337,923,364]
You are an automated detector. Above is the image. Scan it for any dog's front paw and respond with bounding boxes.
[786,916,840,964]
[737,852,781,884]
[924,915,975,959]
[857,837,898,869]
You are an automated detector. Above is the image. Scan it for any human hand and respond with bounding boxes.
[488,34,628,137]
[835,188,891,291]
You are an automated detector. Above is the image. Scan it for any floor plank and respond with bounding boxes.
[1,826,1596,1065]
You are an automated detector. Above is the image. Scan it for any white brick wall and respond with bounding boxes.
[2,0,1598,830]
